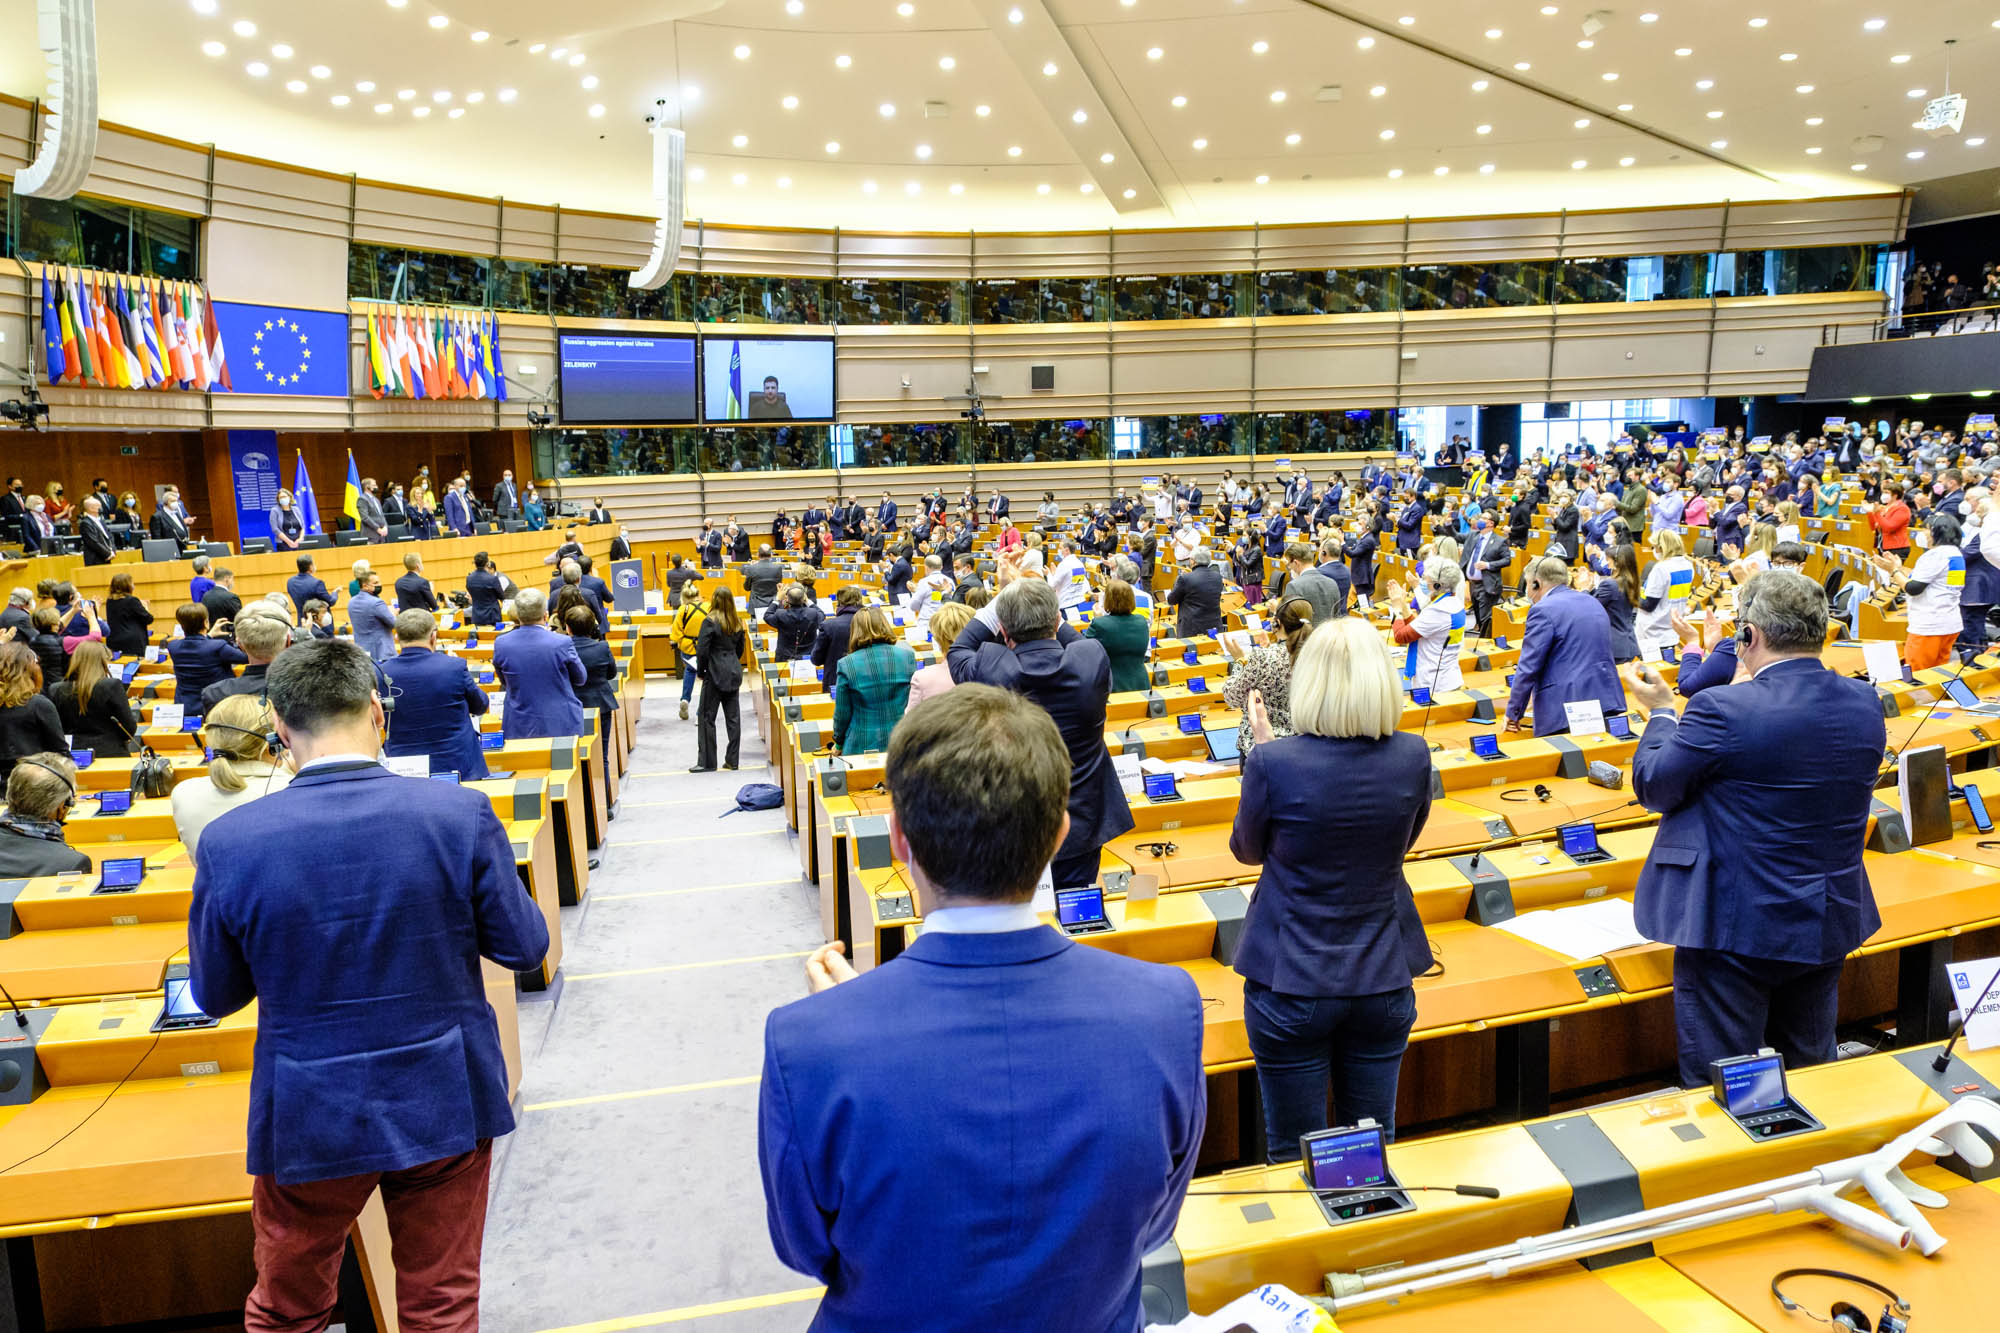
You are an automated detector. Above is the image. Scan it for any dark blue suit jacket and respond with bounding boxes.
[1713,501,1749,552]
[443,489,473,537]
[1633,658,1884,963]
[167,636,248,717]
[759,927,1205,1332]
[287,575,336,623]
[876,500,897,531]
[1396,500,1426,552]
[1231,732,1433,996]
[1675,640,1739,698]
[1264,511,1289,557]
[492,624,586,738]
[188,764,547,1183]
[1504,586,1626,733]
[383,647,492,780]
[948,622,1135,866]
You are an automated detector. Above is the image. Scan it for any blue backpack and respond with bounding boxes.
[723,782,784,816]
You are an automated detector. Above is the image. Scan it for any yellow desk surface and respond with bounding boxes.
[9,870,194,931]
[0,921,185,1003]
[1338,1266,1673,1330]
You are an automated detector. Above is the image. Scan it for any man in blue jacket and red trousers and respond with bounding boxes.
[188,638,548,1330]
[759,684,1205,1332]
[1625,570,1885,1088]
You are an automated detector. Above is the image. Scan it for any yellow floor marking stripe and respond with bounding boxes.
[524,1074,760,1113]
[532,1285,824,1333]
[565,950,812,982]
[592,878,801,902]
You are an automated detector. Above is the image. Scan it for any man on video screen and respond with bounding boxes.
[749,375,793,420]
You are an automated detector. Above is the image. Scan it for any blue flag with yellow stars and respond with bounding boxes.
[210,301,350,397]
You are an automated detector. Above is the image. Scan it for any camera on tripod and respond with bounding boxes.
[1,386,51,430]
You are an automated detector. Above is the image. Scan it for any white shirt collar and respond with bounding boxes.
[922,901,1045,934]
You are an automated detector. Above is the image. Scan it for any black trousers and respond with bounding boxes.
[1471,587,1499,640]
[697,686,740,768]
[1050,843,1103,891]
[1672,946,1843,1089]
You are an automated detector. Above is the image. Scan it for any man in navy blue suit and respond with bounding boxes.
[167,602,249,719]
[286,555,337,626]
[492,588,585,739]
[875,491,897,532]
[948,574,1134,889]
[1625,571,1885,1087]
[1395,494,1427,553]
[1504,555,1626,735]
[759,684,1204,1333]
[187,637,547,1329]
[442,479,474,538]
[383,609,492,780]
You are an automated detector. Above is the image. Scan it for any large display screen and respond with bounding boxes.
[557,332,699,425]
[701,335,835,423]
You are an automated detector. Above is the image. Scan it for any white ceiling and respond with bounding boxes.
[3,0,1991,232]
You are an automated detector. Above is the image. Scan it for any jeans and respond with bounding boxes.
[678,652,697,702]
[1244,981,1416,1162]
[698,686,740,768]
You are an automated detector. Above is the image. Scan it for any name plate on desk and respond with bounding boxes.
[155,703,185,731]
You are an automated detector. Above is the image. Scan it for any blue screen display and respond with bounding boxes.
[1558,823,1598,858]
[1471,734,1501,759]
[482,732,507,750]
[1304,1127,1389,1192]
[98,790,131,813]
[1721,1056,1787,1114]
[1056,886,1106,926]
[1179,714,1202,734]
[99,857,144,888]
[1143,772,1179,800]
[558,333,699,426]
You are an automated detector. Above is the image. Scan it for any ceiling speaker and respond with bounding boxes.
[629,124,686,291]
[14,0,98,199]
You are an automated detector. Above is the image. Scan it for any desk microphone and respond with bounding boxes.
[0,978,27,1029]
[1932,959,2000,1075]
[1188,1183,1502,1200]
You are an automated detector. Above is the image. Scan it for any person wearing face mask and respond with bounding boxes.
[268,489,305,551]
[1459,512,1512,641]
[1504,556,1625,736]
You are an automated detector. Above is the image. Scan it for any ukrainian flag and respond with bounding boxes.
[343,450,363,527]
[1667,565,1694,601]
[1948,554,1966,587]
[726,340,744,419]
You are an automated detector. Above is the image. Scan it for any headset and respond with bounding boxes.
[201,718,284,758]
[15,755,78,815]
[1771,1269,1910,1332]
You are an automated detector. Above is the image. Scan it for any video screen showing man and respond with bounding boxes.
[748,375,793,421]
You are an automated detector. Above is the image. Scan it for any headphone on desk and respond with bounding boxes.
[1772,1269,1911,1332]
[15,756,78,815]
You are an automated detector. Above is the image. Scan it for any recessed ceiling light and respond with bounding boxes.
[498,88,517,102]
[689,166,706,181]
[1480,163,1495,173]
[310,64,330,78]
[1851,162,1868,170]
[826,140,841,152]
[1008,144,1022,155]
[1907,149,1925,158]
[1476,123,1491,134]
[1122,188,1135,198]
[201,40,226,56]
[374,102,391,113]
[906,181,921,194]
[433,90,451,102]
[940,55,956,69]
[1863,18,1885,29]
[465,90,483,102]
[448,107,464,119]
[1571,159,1587,168]
[915,143,931,157]
[587,104,605,118]
[1072,108,1088,123]
[1796,84,1815,93]
[1472,79,1489,91]
[880,102,896,116]
[356,79,376,91]
[386,0,405,7]
[1170,94,1186,107]
[1042,61,1059,76]
[232,18,255,35]
[1779,51,1798,60]
[834,54,851,68]
[1513,61,1531,71]
[1270,89,1286,102]
[270,42,294,59]
[1369,84,1386,97]
[786,0,803,13]
[528,43,544,54]
[1747,16,1766,26]
[1433,165,1448,176]
[733,172,748,186]
[1617,102,1633,110]
[1805,146,1822,154]
[1540,4,1558,13]
[1710,138,1727,148]
[1378,128,1394,140]
[412,105,430,117]
[428,14,447,28]
[1397,14,1415,24]
[1674,46,1692,55]
[1805,115,1823,125]
[1891,53,1910,63]
[1255,174,1270,184]
[780,94,797,109]
[582,75,599,89]
[331,94,350,106]
[1485,27,1502,38]
[1696,79,1714,89]
[683,84,701,101]
[246,60,269,76]
[1283,133,1299,145]
[863,180,878,193]
[1100,151,1116,163]
[734,44,751,59]
[1970,137,1989,147]
[1036,183,1050,194]
[1706,109,1723,118]
[950,182,964,194]
[550,48,567,60]
[1639,11,1658,20]
[285,79,306,92]
[1618,155,1635,165]
[1007,6,1023,21]
[1357,35,1375,48]
[189,0,216,12]
[1251,39,1269,53]
[1603,72,1619,80]
[1906,88,1926,98]
[733,133,749,147]
[397,88,415,99]
[1577,39,1594,48]
[897,0,916,13]
[1574,118,1590,128]
[1146,47,1163,59]
[1192,137,1207,149]
[1388,167,1403,178]
[976,104,991,116]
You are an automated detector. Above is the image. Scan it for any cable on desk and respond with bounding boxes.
[0,1032,163,1177]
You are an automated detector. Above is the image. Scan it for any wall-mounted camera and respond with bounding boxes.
[526,408,555,428]
[1,386,51,430]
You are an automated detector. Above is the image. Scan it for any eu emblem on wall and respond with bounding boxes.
[210,301,351,397]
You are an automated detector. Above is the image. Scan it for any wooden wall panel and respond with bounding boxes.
[553,209,655,270]
[352,183,500,256]
[208,157,350,242]
[975,324,1112,419]
[833,232,974,282]
[696,225,839,278]
[1111,228,1259,278]
[1398,306,1559,407]
[1253,315,1404,411]
[78,127,209,219]
[1108,321,1254,416]
[972,230,1108,280]
[497,203,560,264]
[835,324,973,423]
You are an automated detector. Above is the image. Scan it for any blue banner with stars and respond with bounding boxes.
[211,301,350,397]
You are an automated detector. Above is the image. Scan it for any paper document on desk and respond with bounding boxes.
[1493,898,1652,961]
[1138,756,1228,781]
[1946,956,2000,1052]
[1863,640,1903,685]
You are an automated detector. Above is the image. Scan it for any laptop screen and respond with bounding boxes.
[1142,772,1179,801]
[99,857,145,888]
[1471,733,1501,759]
[98,790,132,814]
[1055,886,1107,927]
[1203,727,1242,763]
[1558,823,1600,859]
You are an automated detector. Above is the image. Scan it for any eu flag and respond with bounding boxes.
[211,301,350,397]
[293,451,322,536]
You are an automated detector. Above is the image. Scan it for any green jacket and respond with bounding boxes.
[1083,612,1153,694]
[832,642,918,755]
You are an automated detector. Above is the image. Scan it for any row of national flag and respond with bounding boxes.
[38,265,231,392]
[364,304,507,402]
